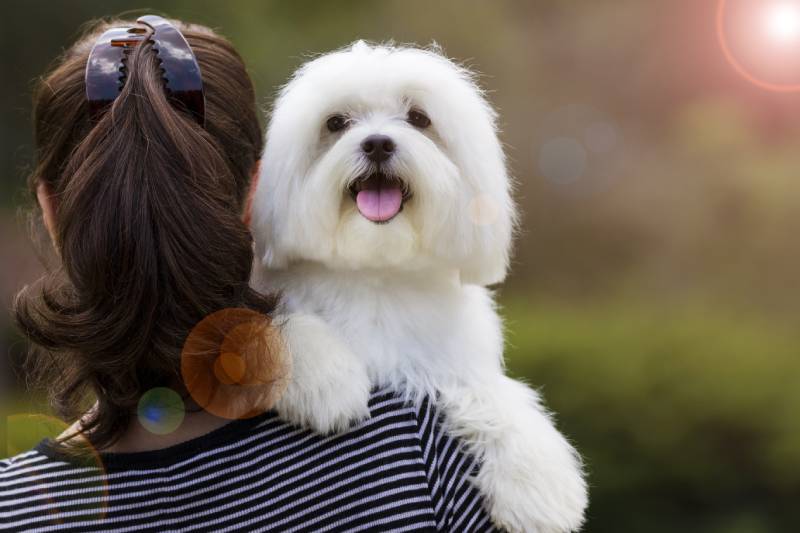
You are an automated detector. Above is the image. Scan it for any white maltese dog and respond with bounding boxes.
[250,41,587,532]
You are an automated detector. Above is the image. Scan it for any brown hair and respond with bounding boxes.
[14,19,278,450]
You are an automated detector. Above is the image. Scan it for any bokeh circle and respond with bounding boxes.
[181,308,289,420]
[538,137,588,184]
[137,387,186,435]
[468,193,501,226]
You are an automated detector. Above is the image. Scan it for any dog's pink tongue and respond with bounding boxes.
[356,186,402,222]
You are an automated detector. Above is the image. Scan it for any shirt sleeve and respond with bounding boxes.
[415,395,500,532]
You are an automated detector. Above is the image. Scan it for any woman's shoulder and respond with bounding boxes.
[0,445,97,493]
[1,448,58,476]
[0,387,420,474]
[0,450,44,475]
[0,388,466,487]
[0,388,419,473]
[0,388,496,532]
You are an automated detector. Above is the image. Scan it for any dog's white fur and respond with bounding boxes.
[251,41,587,532]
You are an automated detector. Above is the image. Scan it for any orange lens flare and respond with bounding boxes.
[181,308,289,420]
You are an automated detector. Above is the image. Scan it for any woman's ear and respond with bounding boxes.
[243,159,260,227]
[36,182,58,245]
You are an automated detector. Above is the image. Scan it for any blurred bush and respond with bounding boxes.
[504,299,800,533]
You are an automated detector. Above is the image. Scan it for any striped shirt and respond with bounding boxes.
[0,389,497,532]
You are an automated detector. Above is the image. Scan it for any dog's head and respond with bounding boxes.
[252,41,516,285]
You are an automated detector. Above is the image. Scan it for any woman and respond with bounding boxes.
[0,16,496,532]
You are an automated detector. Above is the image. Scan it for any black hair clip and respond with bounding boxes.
[84,15,205,126]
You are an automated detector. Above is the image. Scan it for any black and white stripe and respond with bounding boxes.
[0,389,497,532]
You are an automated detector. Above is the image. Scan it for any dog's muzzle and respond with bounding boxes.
[348,171,410,224]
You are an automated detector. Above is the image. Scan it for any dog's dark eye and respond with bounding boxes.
[407,109,431,129]
[326,114,349,133]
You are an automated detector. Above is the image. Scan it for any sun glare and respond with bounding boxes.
[764,2,800,44]
[718,0,800,91]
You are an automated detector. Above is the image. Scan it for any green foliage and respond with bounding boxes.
[503,298,800,533]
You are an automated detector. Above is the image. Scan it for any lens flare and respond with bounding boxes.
[6,413,69,456]
[538,137,587,184]
[764,2,800,43]
[181,308,289,420]
[468,193,500,226]
[137,387,186,435]
[718,0,800,91]
[6,414,109,521]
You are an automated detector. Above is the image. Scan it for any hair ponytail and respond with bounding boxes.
[14,20,277,449]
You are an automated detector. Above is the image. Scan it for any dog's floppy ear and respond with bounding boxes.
[250,154,290,270]
[432,56,516,286]
[456,133,516,287]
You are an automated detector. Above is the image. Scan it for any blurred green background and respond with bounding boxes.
[1,1,799,532]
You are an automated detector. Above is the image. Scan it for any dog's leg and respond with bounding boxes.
[273,313,372,433]
[439,376,588,533]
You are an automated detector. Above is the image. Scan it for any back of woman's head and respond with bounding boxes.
[15,18,277,449]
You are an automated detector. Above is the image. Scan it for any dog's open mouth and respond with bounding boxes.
[348,172,410,223]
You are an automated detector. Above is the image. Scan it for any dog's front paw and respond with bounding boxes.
[477,410,587,533]
[274,313,371,434]
[442,379,587,532]
[480,446,587,533]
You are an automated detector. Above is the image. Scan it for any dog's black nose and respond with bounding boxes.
[361,134,395,163]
